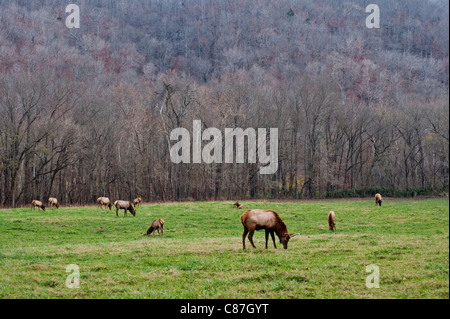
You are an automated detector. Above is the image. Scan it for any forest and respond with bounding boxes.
[0,0,448,207]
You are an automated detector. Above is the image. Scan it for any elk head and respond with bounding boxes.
[280,233,298,249]
[130,205,136,216]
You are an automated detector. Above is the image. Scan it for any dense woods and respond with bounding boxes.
[0,0,448,207]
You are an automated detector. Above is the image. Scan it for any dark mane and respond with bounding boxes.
[267,210,287,232]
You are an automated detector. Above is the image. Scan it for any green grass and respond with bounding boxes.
[0,199,448,298]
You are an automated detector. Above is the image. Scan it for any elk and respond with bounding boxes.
[233,201,245,209]
[31,200,45,211]
[48,197,60,209]
[133,197,142,208]
[144,218,165,236]
[240,209,296,250]
[114,200,136,217]
[97,197,112,210]
[328,211,336,231]
[375,193,383,206]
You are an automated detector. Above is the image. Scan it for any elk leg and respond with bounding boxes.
[160,227,163,237]
[265,229,269,249]
[248,230,256,249]
[242,227,249,250]
[270,230,277,249]
[116,206,119,217]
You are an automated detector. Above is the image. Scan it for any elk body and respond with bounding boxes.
[240,209,296,250]
[31,200,45,211]
[233,201,245,209]
[375,193,383,206]
[48,197,60,209]
[133,197,142,208]
[114,200,136,217]
[97,197,112,210]
[145,218,164,236]
[328,211,336,231]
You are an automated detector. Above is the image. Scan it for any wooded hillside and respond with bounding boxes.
[0,0,448,206]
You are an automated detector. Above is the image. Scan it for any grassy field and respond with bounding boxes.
[0,198,448,299]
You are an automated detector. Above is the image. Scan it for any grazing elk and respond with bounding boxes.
[31,200,46,211]
[97,197,112,210]
[48,197,60,209]
[144,218,165,236]
[328,211,336,231]
[114,200,136,217]
[240,209,297,250]
[375,193,383,206]
[133,197,142,208]
[233,201,245,209]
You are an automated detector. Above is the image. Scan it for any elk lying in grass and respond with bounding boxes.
[233,201,245,209]
[114,200,136,217]
[31,200,45,211]
[328,211,336,231]
[97,197,112,210]
[48,197,60,209]
[375,193,383,206]
[240,209,296,250]
[133,197,142,208]
[144,218,164,236]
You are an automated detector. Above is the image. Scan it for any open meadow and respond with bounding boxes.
[0,199,448,299]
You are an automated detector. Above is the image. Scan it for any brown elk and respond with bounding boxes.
[48,197,60,209]
[240,209,296,250]
[133,197,142,208]
[375,193,383,206]
[328,211,336,231]
[97,197,112,210]
[144,218,164,236]
[31,200,46,211]
[233,201,245,209]
[114,200,136,217]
